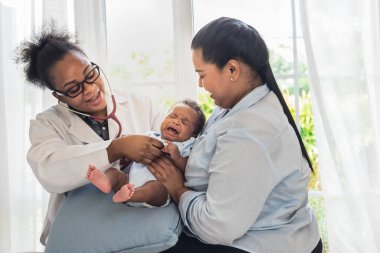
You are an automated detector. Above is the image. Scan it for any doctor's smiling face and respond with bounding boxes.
[50,52,107,118]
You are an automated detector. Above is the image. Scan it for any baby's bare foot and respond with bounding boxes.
[86,165,112,193]
[113,184,135,203]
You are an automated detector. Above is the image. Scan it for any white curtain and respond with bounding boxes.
[74,0,108,69]
[301,0,380,252]
[0,5,13,252]
[0,0,107,252]
[0,1,48,252]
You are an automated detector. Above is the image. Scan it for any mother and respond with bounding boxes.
[16,28,164,245]
[150,17,322,253]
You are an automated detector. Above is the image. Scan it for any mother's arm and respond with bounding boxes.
[149,128,277,245]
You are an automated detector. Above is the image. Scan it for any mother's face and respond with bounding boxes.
[50,52,107,117]
[192,49,233,109]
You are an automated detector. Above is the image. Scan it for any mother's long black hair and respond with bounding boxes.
[191,17,313,171]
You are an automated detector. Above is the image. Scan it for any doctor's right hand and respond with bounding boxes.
[107,134,165,165]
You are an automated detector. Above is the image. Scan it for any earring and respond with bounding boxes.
[230,77,234,81]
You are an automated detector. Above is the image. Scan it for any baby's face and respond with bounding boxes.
[160,104,198,142]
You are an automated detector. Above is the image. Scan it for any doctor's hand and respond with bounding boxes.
[148,156,189,204]
[107,134,164,165]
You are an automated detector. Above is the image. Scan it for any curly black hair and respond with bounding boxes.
[174,99,206,136]
[15,23,86,90]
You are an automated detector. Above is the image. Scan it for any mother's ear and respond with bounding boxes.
[226,59,240,81]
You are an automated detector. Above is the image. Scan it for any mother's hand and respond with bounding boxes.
[148,156,189,204]
[107,135,164,165]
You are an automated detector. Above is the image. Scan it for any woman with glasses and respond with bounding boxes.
[15,27,165,245]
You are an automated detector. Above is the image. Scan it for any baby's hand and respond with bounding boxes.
[162,141,188,173]
[162,141,180,159]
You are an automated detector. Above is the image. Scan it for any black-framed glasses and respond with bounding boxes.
[54,62,101,98]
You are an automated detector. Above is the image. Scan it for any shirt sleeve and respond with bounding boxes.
[178,126,278,245]
[175,137,196,157]
[27,117,112,194]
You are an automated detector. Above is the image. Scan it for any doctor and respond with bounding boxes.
[15,27,164,245]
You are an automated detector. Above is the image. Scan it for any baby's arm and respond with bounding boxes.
[162,142,188,173]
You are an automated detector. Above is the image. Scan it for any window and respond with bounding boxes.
[106,0,175,106]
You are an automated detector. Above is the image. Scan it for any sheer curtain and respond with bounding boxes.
[300,0,380,252]
[74,0,108,68]
[0,1,47,252]
[0,5,14,253]
[0,1,48,252]
[0,0,106,252]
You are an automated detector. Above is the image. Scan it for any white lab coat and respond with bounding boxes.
[27,89,163,245]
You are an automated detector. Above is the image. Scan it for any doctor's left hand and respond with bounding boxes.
[107,134,165,165]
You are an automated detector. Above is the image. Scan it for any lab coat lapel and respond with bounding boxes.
[69,115,103,143]
[56,104,103,144]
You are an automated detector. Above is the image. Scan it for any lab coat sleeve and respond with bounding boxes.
[27,116,112,194]
[178,126,278,245]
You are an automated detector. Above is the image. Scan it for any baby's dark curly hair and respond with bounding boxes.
[15,24,86,90]
[174,99,206,136]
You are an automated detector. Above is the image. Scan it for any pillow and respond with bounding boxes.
[45,184,183,253]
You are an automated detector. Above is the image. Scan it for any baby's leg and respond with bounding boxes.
[110,168,129,192]
[113,183,135,203]
[86,165,123,193]
[127,181,168,207]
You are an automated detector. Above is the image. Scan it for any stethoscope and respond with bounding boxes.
[57,66,122,138]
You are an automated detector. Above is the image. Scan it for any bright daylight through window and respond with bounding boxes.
[106,0,175,107]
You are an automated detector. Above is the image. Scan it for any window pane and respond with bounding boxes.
[297,37,309,75]
[193,0,294,77]
[106,0,174,105]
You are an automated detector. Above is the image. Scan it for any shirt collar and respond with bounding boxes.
[201,84,270,134]
[228,84,270,116]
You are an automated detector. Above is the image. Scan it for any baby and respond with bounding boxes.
[86,99,205,207]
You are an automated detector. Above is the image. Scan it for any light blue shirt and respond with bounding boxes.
[179,84,320,252]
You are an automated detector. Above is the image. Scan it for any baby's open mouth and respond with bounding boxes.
[166,127,178,135]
